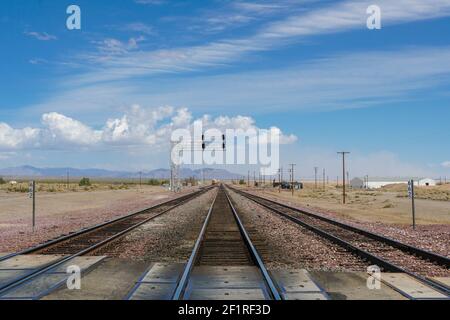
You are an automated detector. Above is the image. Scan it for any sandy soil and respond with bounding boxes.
[0,186,198,253]
[238,184,450,225]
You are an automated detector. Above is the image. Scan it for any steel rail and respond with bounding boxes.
[0,187,210,263]
[172,190,219,300]
[230,187,450,298]
[172,186,282,300]
[0,187,213,296]
[223,187,282,300]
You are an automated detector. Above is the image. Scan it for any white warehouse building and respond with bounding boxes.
[418,178,436,186]
[352,177,437,189]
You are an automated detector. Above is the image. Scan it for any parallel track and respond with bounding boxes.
[230,186,450,297]
[0,187,212,295]
[172,186,282,300]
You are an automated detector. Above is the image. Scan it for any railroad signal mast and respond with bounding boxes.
[200,133,226,185]
[170,133,226,192]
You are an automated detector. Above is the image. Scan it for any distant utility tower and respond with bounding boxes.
[323,168,326,190]
[337,152,350,204]
[314,167,318,189]
[289,164,296,196]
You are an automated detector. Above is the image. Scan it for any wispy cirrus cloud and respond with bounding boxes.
[25,46,450,117]
[232,1,288,14]
[134,0,166,5]
[68,0,450,86]
[124,22,155,35]
[24,31,57,41]
[29,58,48,65]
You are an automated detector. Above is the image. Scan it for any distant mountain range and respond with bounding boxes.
[0,165,244,180]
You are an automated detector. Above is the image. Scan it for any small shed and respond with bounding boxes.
[418,178,436,187]
[350,177,364,189]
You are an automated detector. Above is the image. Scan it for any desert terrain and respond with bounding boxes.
[0,181,196,253]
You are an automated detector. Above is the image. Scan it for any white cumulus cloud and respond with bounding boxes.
[0,106,297,151]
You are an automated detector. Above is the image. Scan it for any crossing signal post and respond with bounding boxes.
[29,181,36,232]
[408,180,416,230]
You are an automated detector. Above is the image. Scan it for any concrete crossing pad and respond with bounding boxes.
[381,273,448,300]
[0,254,105,300]
[127,263,185,300]
[184,266,270,300]
[271,269,329,300]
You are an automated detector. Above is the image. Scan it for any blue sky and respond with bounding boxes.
[1,0,450,178]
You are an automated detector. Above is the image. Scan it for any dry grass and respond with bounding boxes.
[243,182,450,225]
[0,181,140,193]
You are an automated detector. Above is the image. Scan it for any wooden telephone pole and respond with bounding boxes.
[289,164,296,196]
[337,152,350,204]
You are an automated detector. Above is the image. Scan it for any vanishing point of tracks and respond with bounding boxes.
[0,187,211,295]
[229,186,450,296]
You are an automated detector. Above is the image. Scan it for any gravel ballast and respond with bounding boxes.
[228,190,369,272]
[94,189,217,263]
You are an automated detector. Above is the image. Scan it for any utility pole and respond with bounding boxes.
[254,171,256,187]
[66,171,69,189]
[139,171,142,188]
[337,152,350,204]
[278,168,281,193]
[314,167,318,189]
[323,168,326,190]
[289,164,296,196]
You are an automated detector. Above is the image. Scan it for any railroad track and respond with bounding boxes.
[172,185,282,300]
[229,186,450,297]
[0,187,212,295]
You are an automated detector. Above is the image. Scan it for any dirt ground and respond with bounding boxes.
[0,186,197,253]
[242,183,450,225]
